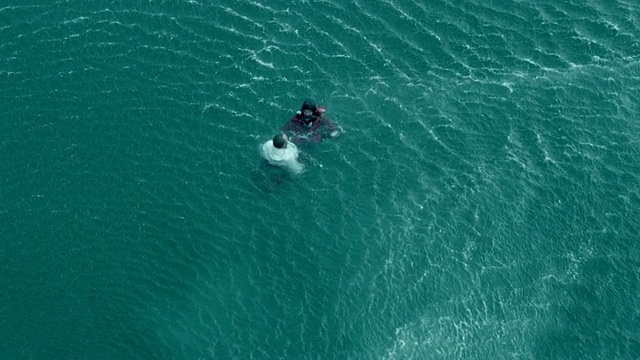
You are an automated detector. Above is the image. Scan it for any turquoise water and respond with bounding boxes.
[1,0,639,358]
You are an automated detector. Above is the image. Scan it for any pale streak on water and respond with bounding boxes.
[1,0,640,359]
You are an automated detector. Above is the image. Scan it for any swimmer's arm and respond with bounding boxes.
[322,117,340,137]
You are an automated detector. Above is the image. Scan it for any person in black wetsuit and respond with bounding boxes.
[282,99,340,145]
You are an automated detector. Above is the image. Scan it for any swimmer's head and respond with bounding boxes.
[301,99,317,113]
[301,99,317,125]
[273,133,287,149]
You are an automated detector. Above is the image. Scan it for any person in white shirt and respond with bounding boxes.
[261,133,303,174]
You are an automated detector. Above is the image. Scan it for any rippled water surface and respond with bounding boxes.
[1,0,639,359]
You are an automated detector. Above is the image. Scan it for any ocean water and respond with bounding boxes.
[1,0,639,359]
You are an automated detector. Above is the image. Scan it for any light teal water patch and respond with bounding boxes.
[1,0,640,359]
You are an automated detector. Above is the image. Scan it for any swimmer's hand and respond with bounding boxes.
[330,130,340,138]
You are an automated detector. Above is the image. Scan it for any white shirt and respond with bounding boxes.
[261,140,303,174]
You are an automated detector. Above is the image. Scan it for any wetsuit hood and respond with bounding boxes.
[300,99,318,125]
[301,99,317,113]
